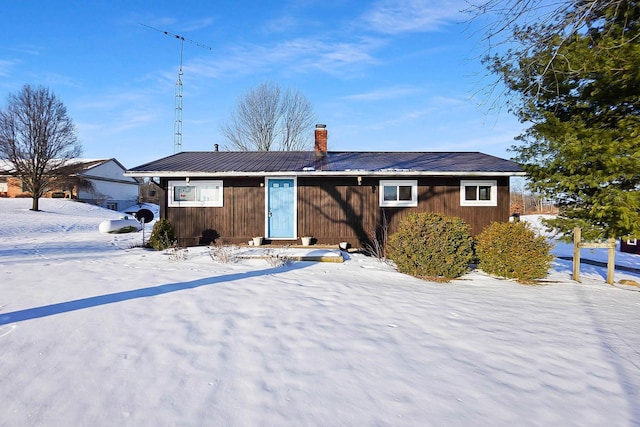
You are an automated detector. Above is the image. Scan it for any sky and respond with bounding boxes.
[0,0,524,169]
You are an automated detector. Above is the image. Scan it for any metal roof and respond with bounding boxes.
[126,151,524,177]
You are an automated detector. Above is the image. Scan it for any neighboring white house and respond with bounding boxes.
[74,159,140,211]
[0,158,140,212]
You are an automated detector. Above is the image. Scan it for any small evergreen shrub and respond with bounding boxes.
[387,212,474,280]
[148,218,176,251]
[476,221,554,282]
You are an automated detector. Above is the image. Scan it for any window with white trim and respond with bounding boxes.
[379,180,418,207]
[627,238,638,246]
[168,180,223,207]
[460,180,497,206]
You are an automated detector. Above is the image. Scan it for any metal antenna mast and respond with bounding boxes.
[140,24,212,153]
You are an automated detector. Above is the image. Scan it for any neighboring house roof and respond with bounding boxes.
[126,151,525,177]
[0,160,14,175]
[0,158,111,174]
[78,158,130,172]
[76,158,140,184]
[1,158,141,183]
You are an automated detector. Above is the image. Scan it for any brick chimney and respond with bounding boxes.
[314,124,327,156]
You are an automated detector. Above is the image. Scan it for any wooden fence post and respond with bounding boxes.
[573,227,581,282]
[607,237,615,285]
[572,227,616,285]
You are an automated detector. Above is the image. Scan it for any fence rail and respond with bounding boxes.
[572,227,616,284]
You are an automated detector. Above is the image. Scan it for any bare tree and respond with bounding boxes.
[50,165,96,199]
[0,85,82,211]
[280,88,317,151]
[221,81,316,151]
[466,0,619,42]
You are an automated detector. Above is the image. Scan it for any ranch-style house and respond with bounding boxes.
[126,125,525,248]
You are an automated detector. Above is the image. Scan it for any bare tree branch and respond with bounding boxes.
[0,85,81,211]
[280,88,316,151]
[221,81,316,151]
[466,0,626,106]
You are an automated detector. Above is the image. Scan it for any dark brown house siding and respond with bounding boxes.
[162,177,264,247]
[621,238,640,255]
[298,176,510,246]
[161,175,510,247]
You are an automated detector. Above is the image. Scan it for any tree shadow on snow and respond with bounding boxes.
[0,262,310,326]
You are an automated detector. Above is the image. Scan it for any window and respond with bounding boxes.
[460,180,497,206]
[627,238,638,246]
[379,180,418,207]
[106,202,118,211]
[168,180,223,207]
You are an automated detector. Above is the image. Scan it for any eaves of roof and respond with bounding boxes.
[125,151,526,177]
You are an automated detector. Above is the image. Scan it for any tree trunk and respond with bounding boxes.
[31,195,40,211]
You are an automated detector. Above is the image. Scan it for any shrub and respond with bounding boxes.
[387,212,474,280]
[362,211,390,260]
[148,218,176,251]
[166,244,188,260]
[476,221,553,282]
[208,242,238,264]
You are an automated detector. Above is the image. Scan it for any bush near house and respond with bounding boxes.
[148,219,176,251]
[476,221,553,283]
[387,212,474,280]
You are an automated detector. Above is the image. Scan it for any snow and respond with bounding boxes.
[0,198,639,427]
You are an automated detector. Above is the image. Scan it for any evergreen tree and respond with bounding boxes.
[485,0,640,240]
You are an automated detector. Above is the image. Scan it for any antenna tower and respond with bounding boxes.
[140,24,212,153]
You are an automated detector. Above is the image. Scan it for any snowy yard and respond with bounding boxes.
[0,198,639,426]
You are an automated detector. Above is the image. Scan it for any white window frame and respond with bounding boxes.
[627,238,638,246]
[168,180,223,207]
[379,180,418,207]
[460,180,498,207]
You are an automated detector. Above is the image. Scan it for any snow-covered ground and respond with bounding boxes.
[0,198,638,427]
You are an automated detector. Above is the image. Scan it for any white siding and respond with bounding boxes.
[77,159,139,210]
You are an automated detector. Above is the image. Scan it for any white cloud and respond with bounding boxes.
[180,17,216,32]
[136,17,215,41]
[0,60,17,78]
[108,110,158,134]
[186,36,383,79]
[371,107,437,128]
[77,109,157,138]
[8,44,42,56]
[75,89,156,111]
[344,86,424,101]
[39,72,83,89]
[141,17,178,28]
[431,95,467,106]
[261,14,301,34]
[363,0,466,34]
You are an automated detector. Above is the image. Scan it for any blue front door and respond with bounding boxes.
[268,179,295,238]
